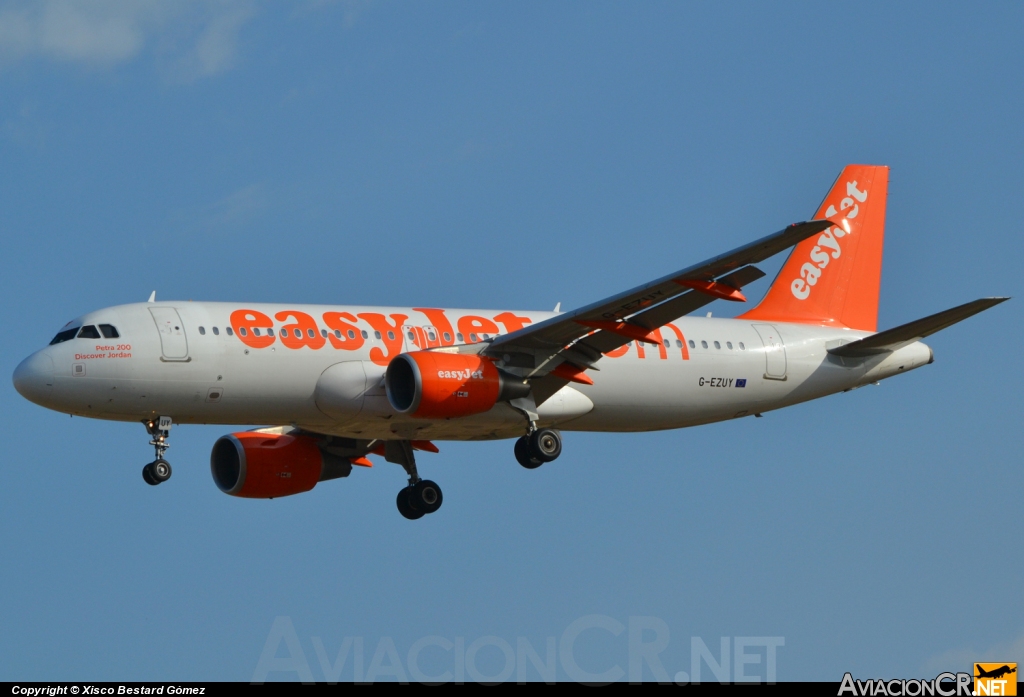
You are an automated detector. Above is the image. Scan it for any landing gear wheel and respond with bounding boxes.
[397,487,424,520]
[410,480,443,514]
[142,417,173,486]
[515,436,544,469]
[528,428,562,463]
[150,459,172,483]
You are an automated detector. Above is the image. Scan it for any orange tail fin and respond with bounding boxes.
[740,164,889,331]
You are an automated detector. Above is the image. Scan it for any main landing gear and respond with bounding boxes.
[514,428,562,469]
[385,441,443,520]
[142,417,173,486]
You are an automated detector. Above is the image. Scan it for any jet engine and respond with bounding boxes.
[385,351,530,419]
[210,431,350,498]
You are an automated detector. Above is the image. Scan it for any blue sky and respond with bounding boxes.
[1,0,1022,682]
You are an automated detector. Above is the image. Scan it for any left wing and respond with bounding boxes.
[484,220,833,380]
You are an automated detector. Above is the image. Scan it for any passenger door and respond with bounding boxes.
[149,307,190,361]
[752,324,786,380]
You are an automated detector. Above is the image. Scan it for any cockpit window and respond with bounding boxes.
[49,327,80,345]
[99,324,120,339]
[77,325,101,339]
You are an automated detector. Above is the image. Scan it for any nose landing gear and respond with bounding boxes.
[142,417,173,486]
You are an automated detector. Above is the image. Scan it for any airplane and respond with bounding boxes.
[12,164,1008,519]
[975,665,1017,680]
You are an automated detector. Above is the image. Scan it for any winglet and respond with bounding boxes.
[147,291,156,303]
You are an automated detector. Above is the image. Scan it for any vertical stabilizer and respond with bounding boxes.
[740,164,889,331]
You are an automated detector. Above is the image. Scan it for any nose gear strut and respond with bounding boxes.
[142,416,173,486]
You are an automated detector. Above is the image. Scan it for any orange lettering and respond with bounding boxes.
[322,312,365,351]
[276,311,326,350]
[662,323,690,360]
[230,310,275,349]
[457,315,499,342]
[493,311,532,334]
[414,308,455,346]
[358,313,409,365]
[648,327,668,359]
[603,344,630,358]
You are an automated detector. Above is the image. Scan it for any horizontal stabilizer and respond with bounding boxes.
[827,297,1009,357]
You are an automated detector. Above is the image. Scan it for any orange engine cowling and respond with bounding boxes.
[210,432,326,498]
[385,351,529,419]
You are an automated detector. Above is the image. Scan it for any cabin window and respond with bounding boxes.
[280,328,288,337]
[688,340,695,349]
[99,324,120,338]
[739,342,745,350]
[267,328,274,336]
[676,340,683,348]
[50,327,80,345]
[663,339,670,347]
[407,331,415,341]
[321,329,328,338]
[199,326,206,335]
[457,333,464,342]
[253,328,261,336]
[375,331,382,340]
[387,331,395,340]
[714,341,721,349]
[361,330,368,339]
[77,325,101,339]
[443,332,452,342]
[701,340,708,349]
[226,327,234,336]
[427,330,437,342]
[470,333,478,342]
[239,327,248,336]
[213,327,220,336]
[727,341,733,349]
[307,329,315,338]
[347,330,355,339]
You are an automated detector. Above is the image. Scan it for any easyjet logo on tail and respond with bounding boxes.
[790,180,869,300]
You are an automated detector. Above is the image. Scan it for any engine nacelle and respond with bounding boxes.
[211,431,347,499]
[385,351,529,419]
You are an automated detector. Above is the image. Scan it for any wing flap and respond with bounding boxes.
[827,297,1009,357]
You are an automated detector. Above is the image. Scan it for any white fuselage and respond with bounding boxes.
[14,301,933,440]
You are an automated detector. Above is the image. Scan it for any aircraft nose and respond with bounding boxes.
[13,351,55,405]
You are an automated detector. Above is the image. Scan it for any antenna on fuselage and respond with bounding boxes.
[148,291,156,303]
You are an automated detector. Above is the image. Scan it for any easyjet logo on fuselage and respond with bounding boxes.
[790,180,869,300]
[227,308,692,365]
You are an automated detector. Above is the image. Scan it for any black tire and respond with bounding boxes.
[151,459,172,483]
[515,436,543,469]
[529,428,562,463]
[411,480,443,514]
[142,463,159,486]
[397,487,424,520]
